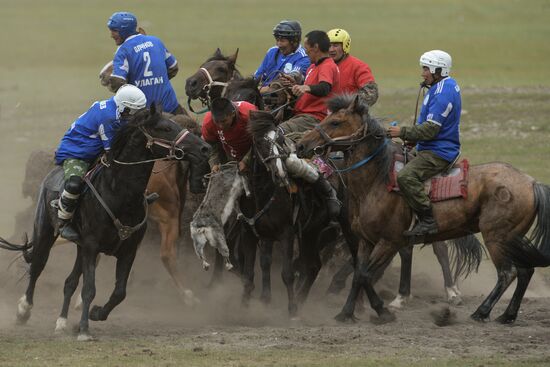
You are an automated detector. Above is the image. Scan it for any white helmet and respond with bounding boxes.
[419,50,452,77]
[114,84,147,114]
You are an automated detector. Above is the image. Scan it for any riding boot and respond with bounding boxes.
[313,175,341,223]
[403,206,438,237]
[57,176,84,242]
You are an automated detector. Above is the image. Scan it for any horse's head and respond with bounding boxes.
[113,104,211,164]
[224,77,264,109]
[185,48,239,101]
[298,94,370,157]
[248,110,291,190]
[190,163,241,270]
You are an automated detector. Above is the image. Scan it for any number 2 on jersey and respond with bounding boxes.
[143,52,153,77]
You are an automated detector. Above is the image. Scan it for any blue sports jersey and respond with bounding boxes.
[111,34,179,113]
[417,77,462,162]
[55,97,122,164]
[254,45,310,86]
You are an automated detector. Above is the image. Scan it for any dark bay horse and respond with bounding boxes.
[297,94,548,324]
[0,106,210,340]
[191,111,357,316]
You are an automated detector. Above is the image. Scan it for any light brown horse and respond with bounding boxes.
[298,94,550,324]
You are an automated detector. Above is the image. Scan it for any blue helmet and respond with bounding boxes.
[107,12,138,40]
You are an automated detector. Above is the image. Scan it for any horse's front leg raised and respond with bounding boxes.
[89,243,138,323]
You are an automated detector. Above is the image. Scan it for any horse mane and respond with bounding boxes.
[110,108,161,157]
[225,77,259,93]
[247,110,277,140]
[328,93,394,183]
[167,113,200,135]
[225,77,263,108]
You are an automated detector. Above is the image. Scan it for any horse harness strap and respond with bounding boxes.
[84,176,148,251]
[335,138,389,173]
[236,194,277,238]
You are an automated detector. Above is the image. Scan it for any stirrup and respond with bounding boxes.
[59,223,80,242]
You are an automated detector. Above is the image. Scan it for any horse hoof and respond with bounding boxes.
[334,311,358,323]
[16,295,32,325]
[446,286,463,306]
[183,290,201,307]
[89,306,107,321]
[54,317,68,333]
[470,312,489,322]
[371,308,396,325]
[388,294,410,309]
[77,333,96,342]
[448,295,463,306]
[495,313,516,324]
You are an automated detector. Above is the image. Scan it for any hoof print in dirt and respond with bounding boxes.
[430,304,456,327]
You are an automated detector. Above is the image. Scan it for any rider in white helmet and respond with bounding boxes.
[327,28,378,106]
[387,50,462,237]
[54,85,146,240]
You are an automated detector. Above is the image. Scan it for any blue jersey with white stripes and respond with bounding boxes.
[417,77,462,162]
[55,97,122,164]
[254,45,310,86]
[111,34,179,113]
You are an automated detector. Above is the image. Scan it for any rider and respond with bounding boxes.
[387,50,462,237]
[254,20,311,92]
[106,11,184,115]
[278,30,342,221]
[55,85,147,241]
[327,28,378,106]
[201,98,257,172]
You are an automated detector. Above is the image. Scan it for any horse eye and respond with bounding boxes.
[330,120,341,127]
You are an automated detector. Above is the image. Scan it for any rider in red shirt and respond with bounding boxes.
[328,28,378,106]
[202,98,257,172]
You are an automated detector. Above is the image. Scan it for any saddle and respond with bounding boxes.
[387,152,469,202]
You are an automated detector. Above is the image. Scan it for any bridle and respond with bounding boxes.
[105,124,191,166]
[187,66,237,113]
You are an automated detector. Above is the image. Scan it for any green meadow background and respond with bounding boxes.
[0,1,549,365]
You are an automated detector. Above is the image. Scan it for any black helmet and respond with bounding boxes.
[273,20,302,40]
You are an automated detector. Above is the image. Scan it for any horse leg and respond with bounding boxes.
[239,228,257,307]
[259,240,274,304]
[432,241,462,305]
[159,218,199,306]
[17,220,56,325]
[471,243,516,322]
[280,230,297,317]
[75,254,101,310]
[495,266,534,324]
[56,246,83,333]
[89,244,138,323]
[77,246,98,341]
[389,245,413,309]
[326,257,354,295]
[296,235,322,306]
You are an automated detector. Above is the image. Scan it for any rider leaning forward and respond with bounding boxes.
[387,50,462,237]
[55,85,147,241]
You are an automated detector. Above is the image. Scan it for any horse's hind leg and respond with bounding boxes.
[280,231,297,317]
[327,258,354,295]
[295,235,322,306]
[89,244,138,323]
[259,240,274,304]
[56,246,83,333]
[239,228,257,307]
[389,245,413,309]
[17,220,57,325]
[432,241,462,305]
[495,266,534,324]
[471,243,516,322]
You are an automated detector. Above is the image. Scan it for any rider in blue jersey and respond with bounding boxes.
[387,50,462,237]
[107,12,184,115]
[254,20,310,92]
[55,85,147,241]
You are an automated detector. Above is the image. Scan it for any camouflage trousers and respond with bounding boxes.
[279,114,320,143]
[396,150,451,213]
[62,159,89,181]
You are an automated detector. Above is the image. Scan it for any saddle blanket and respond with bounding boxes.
[387,154,469,202]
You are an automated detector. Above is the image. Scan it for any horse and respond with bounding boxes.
[298,94,549,324]
[0,106,211,340]
[185,48,241,109]
[191,110,357,316]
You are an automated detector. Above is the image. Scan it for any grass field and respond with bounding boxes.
[0,1,550,366]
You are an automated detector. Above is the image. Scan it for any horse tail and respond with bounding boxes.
[449,234,484,280]
[503,182,550,268]
[0,234,33,263]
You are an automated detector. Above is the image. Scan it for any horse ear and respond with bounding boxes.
[348,94,367,115]
[227,49,239,66]
[214,48,223,58]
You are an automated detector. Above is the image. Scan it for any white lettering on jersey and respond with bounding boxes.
[133,41,154,53]
[441,102,453,118]
[217,130,237,159]
[99,124,108,141]
[135,76,164,87]
[284,62,293,73]
[120,58,129,73]
[99,101,107,109]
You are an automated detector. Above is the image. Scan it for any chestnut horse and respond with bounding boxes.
[299,94,550,324]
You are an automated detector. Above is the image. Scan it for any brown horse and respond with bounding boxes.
[298,94,550,324]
